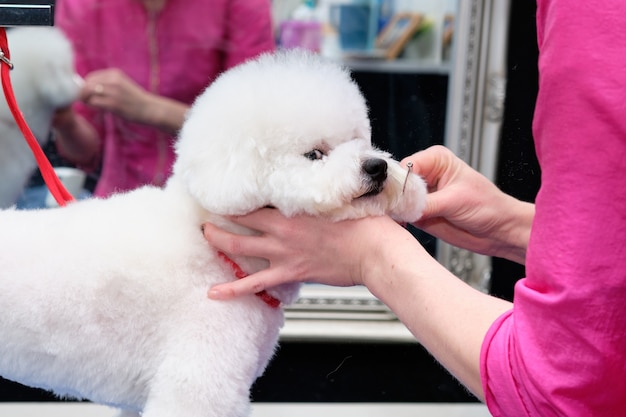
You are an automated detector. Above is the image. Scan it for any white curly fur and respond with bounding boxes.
[0,50,426,417]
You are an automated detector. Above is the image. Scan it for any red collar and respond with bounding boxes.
[217,252,281,308]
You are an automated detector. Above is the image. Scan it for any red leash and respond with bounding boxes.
[217,251,281,308]
[0,27,75,207]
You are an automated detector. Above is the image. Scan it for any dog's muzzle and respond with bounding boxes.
[359,158,388,198]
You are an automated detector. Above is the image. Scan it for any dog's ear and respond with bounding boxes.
[172,116,270,215]
[21,28,80,109]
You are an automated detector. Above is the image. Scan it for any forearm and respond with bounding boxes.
[139,93,189,136]
[363,226,512,399]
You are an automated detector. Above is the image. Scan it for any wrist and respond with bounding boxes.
[360,221,432,299]
[492,198,534,264]
[136,92,160,125]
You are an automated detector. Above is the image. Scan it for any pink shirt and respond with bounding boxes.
[481,1,626,415]
[55,0,275,197]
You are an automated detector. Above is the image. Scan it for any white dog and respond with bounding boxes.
[0,27,81,208]
[0,50,426,417]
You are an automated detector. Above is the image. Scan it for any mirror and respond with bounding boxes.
[281,0,513,341]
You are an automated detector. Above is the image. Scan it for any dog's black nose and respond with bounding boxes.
[362,158,388,184]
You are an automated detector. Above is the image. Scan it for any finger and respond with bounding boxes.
[202,221,264,258]
[86,94,113,111]
[413,217,467,247]
[78,81,99,101]
[226,207,283,233]
[207,267,288,300]
[208,278,263,300]
[416,210,490,245]
[402,145,453,189]
[413,216,455,238]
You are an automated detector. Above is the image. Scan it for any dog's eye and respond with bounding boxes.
[304,149,324,161]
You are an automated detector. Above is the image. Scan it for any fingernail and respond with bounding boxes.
[207,288,223,300]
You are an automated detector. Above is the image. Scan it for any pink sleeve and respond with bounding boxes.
[223,0,276,69]
[480,1,626,416]
[53,0,104,172]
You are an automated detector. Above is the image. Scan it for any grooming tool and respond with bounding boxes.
[402,161,413,194]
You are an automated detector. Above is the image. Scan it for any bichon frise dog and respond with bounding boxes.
[0,50,426,417]
[0,27,81,208]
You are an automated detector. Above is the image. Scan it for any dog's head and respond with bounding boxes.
[173,50,426,223]
[7,27,81,111]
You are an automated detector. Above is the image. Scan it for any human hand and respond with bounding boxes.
[51,105,77,130]
[50,105,101,167]
[405,145,533,264]
[203,191,513,403]
[204,209,408,300]
[81,68,152,123]
[80,68,189,134]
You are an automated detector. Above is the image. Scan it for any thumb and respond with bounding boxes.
[417,183,461,222]
[402,146,454,189]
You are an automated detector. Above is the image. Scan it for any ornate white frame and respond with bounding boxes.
[282,0,512,342]
[439,0,511,291]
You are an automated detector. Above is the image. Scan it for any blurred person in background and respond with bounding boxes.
[52,0,275,197]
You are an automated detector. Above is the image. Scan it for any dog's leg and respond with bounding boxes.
[140,333,257,417]
[115,410,141,417]
[141,358,253,417]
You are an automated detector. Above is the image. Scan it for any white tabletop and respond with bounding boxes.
[0,402,491,417]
